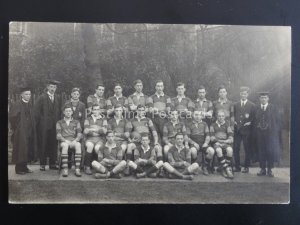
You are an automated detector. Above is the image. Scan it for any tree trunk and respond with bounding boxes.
[81,23,103,84]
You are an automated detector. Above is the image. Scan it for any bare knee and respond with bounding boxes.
[206,147,215,159]
[85,142,94,153]
[226,147,233,157]
[215,147,223,157]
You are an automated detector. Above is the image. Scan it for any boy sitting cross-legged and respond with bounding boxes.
[163,132,199,180]
[92,131,127,179]
[127,134,164,179]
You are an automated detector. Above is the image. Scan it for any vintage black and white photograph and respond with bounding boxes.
[8,22,291,203]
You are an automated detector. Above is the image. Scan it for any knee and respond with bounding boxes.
[85,142,94,152]
[206,147,215,159]
[190,147,197,156]
[226,147,233,157]
[127,143,136,152]
[215,147,223,157]
[164,145,170,155]
[119,160,127,169]
[121,144,127,152]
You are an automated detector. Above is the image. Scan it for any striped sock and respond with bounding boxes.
[225,156,232,167]
[61,154,68,169]
[75,154,81,169]
[218,156,228,168]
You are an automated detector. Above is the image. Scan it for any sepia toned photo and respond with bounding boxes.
[8,22,290,203]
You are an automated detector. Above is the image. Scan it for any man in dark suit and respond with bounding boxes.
[35,79,61,171]
[9,86,38,174]
[255,92,279,177]
[233,87,256,173]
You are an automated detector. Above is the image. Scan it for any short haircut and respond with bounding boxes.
[106,130,114,136]
[240,86,250,93]
[114,83,122,89]
[133,79,143,86]
[95,84,105,89]
[217,109,226,116]
[71,87,80,94]
[176,82,185,88]
[92,104,100,110]
[137,104,145,110]
[141,134,149,139]
[198,85,206,91]
[63,104,73,111]
[175,132,184,138]
[218,85,227,92]
[155,80,164,86]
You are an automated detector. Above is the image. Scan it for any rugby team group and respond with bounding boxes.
[9,79,278,180]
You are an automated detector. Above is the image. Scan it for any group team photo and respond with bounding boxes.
[8,22,291,203]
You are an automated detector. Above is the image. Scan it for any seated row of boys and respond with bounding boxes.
[56,100,234,180]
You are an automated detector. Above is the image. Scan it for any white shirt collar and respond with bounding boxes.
[47,91,54,98]
[177,95,185,99]
[171,120,179,126]
[218,98,227,104]
[105,142,117,148]
[64,117,73,125]
[135,115,146,121]
[22,98,29,103]
[133,92,144,97]
[155,92,164,97]
[91,114,102,121]
[175,144,185,152]
[216,120,226,127]
[196,98,207,102]
[141,145,150,153]
[94,93,104,99]
[114,94,123,99]
[241,99,248,104]
[261,103,268,109]
[114,115,123,121]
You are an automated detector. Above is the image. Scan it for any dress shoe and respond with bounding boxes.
[257,169,266,176]
[157,168,165,178]
[40,166,46,171]
[267,169,274,177]
[221,169,228,178]
[94,172,110,179]
[49,165,59,170]
[110,173,122,179]
[242,167,249,173]
[234,167,241,172]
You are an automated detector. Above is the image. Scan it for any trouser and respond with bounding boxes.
[234,131,251,168]
[40,128,57,166]
[257,130,274,170]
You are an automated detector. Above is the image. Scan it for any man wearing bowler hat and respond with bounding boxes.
[35,79,61,171]
[9,86,38,174]
[255,91,279,177]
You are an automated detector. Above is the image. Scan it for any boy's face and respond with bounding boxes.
[198,89,206,99]
[155,82,164,93]
[218,88,227,99]
[114,107,123,117]
[137,107,146,117]
[47,84,57,94]
[217,111,225,123]
[95,86,105,97]
[176,85,185,96]
[175,135,184,146]
[135,83,143,93]
[71,91,80,100]
[21,91,31,102]
[170,111,179,121]
[193,111,203,121]
[106,133,115,143]
[141,136,150,146]
[92,106,100,116]
[64,108,73,118]
[260,96,269,105]
[240,91,249,101]
[114,86,122,95]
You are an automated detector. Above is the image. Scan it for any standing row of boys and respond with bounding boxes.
[9,79,279,180]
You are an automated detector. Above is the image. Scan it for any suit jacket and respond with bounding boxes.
[234,100,256,135]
